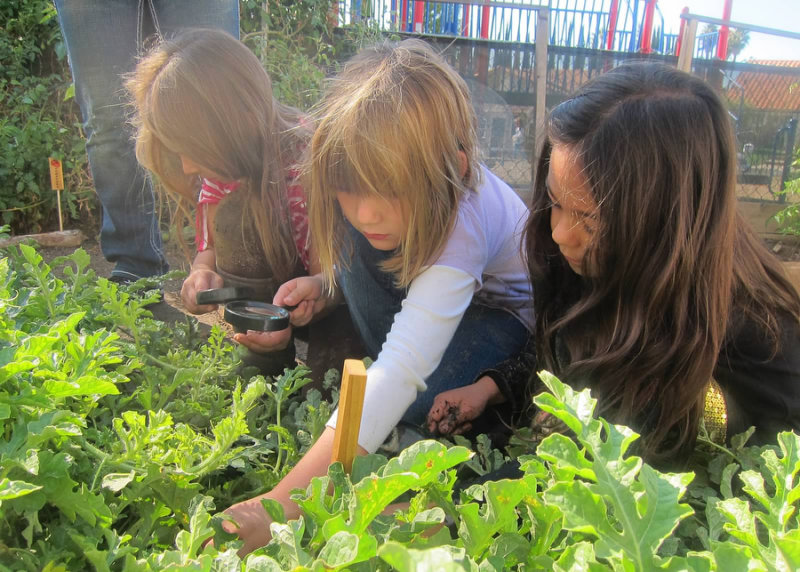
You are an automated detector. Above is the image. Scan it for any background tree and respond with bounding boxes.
[727,28,751,62]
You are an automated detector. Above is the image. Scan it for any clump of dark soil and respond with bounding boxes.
[765,238,800,263]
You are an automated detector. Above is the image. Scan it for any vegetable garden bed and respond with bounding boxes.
[1,243,799,571]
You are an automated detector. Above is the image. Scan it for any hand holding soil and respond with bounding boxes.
[427,376,504,435]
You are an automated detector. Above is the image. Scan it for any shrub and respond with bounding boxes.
[0,0,92,234]
[773,148,800,237]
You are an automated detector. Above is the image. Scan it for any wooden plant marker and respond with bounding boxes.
[331,359,368,473]
[48,158,65,231]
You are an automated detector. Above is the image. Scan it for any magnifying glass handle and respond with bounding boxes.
[282,304,298,312]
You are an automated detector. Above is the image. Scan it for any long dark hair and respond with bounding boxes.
[527,62,800,461]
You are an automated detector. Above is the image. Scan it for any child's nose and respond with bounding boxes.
[180,156,199,176]
[356,199,381,225]
[551,211,576,247]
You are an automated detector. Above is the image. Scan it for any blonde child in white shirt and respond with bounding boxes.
[224,39,532,554]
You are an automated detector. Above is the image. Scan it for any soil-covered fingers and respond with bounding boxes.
[233,327,293,353]
[426,381,497,435]
[427,396,473,435]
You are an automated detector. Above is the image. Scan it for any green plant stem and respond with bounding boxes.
[696,434,744,466]
[78,438,136,473]
[274,395,284,474]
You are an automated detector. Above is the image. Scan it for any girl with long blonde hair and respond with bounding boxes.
[127,28,316,368]
[224,39,533,554]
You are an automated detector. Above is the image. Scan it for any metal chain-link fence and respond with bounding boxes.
[422,37,799,208]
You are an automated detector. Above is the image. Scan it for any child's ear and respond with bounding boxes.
[458,150,468,179]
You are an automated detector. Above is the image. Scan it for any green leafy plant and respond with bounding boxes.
[773,148,800,237]
[208,371,800,571]
[0,0,93,233]
[3,243,800,571]
[0,244,328,569]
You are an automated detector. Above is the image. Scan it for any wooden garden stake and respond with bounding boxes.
[331,359,368,473]
[48,158,65,231]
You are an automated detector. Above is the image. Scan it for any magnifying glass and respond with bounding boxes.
[224,301,290,333]
[196,287,294,333]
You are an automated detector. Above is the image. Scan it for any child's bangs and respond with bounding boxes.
[317,119,411,201]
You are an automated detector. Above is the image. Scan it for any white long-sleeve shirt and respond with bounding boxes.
[327,167,532,452]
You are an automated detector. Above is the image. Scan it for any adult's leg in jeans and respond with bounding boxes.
[152,0,240,38]
[402,304,528,425]
[54,0,168,279]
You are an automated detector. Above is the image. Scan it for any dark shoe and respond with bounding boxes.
[109,272,163,299]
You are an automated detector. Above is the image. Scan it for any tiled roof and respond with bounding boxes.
[726,60,800,111]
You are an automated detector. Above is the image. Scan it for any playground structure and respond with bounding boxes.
[334,0,758,59]
[334,1,800,217]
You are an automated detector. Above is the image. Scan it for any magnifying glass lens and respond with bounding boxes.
[242,305,283,317]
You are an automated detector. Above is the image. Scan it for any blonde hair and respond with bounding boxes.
[126,28,308,282]
[308,39,480,290]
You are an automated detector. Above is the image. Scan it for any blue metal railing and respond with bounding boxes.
[336,0,683,54]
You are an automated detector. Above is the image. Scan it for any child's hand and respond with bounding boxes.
[222,495,273,556]
[426,376,502,435]
[233,326,293,353]
[181,268,224,314]
[274,274,328,327]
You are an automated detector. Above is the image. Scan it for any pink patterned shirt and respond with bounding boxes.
[195,168,310,272]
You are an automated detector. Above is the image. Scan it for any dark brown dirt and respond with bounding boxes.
[765,238,800,263]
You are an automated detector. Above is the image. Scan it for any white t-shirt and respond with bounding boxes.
[328,166,532,452]
[435,167,532,328]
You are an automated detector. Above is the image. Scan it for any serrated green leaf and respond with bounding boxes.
[488,532,529,567]
[242,554,284,571]
[316,530,360,567]
[101,472,136,493]
[377,541,468,571]
[712,542,766,571]
[270,517,312,568]
[553,541,605,572]
[717,497,761,548]
[351,453,388,483]
[259,498,286,525]
[174,497,216,562]
[544,480,607,538]
[536,433,595,481]
[458,476,536,558]
[322,441,471,539]
[773,530,800,570]
[523,496,563,557]
[0,477,42,500]
[43,376,119,397]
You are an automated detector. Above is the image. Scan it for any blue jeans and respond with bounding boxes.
[338,224,529,425]
[54,0,239,279]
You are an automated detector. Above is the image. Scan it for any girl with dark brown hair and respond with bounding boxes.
[428,62,800,464]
